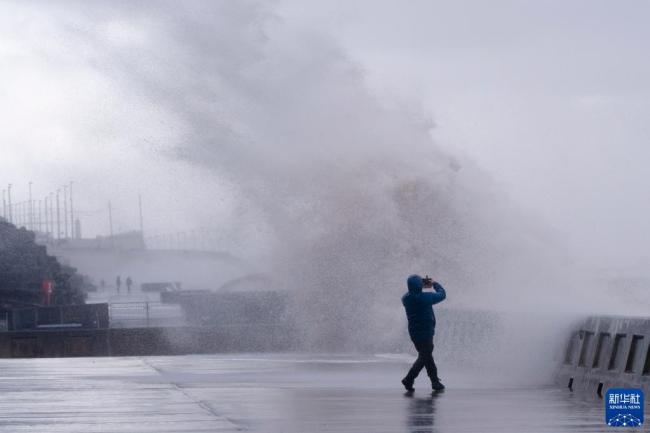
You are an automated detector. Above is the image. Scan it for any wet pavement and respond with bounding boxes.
[0,354,619,432]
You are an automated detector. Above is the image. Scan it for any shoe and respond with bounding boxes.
[431,381,445,391]
[401,378,414,392]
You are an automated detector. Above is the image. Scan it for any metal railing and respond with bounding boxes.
[4,304,109,331]
[108,301,186,328]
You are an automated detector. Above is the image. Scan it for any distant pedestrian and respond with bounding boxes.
[100,279,105,291]
[116,275,121,294]
[401,274,447,393]
[126,276,133,294]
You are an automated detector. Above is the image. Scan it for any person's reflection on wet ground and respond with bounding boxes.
[404,391,442,433]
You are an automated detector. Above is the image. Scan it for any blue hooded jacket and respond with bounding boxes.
[401,275,447,342]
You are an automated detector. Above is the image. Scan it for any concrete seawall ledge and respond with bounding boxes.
[556,315,650,396]
[0,325,297,358]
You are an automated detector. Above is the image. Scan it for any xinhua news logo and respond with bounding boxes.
[605,388,644,427]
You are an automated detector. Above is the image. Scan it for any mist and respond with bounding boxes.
[1,0,648,383]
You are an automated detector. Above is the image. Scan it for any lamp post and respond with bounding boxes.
[28,181,33,230]
[63,185,68,239]
[7,184,12,223]
[69,181,74,238]
[56,190,61,240]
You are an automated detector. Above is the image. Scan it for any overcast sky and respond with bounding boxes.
[1,1,649,272]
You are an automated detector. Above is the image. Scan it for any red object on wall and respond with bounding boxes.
[41,280,54,305]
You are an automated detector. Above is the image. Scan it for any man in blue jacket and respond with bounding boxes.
[401,274,447,392]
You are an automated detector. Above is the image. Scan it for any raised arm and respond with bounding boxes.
[424,281,446,305]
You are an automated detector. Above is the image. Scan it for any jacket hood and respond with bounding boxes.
[407,274,423,293]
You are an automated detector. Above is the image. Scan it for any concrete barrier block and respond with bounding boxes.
[556,316,650,396]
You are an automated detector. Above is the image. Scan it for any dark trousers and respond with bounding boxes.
[405,339,439,383]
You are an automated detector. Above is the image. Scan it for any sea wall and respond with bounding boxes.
[0,324,296,358]
[556,316,650,396]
